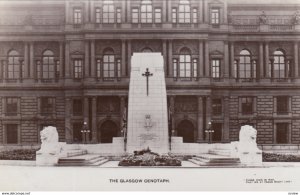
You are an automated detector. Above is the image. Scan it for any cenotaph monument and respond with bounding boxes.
[126,53,169,154]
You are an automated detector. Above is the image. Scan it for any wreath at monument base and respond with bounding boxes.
[118,148,181,166]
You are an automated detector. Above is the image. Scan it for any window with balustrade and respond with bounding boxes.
[178,0,191,23]
[5,97,18,116]
[235,50,256,80]
[40,97,55,116]
[240,97,254,115]
[211,59,221,79]
[95,8,101,23]
[270,50,290,79]
[211,8,220,24]
[74,59,83,79]
[154,8,162,23]
[132,8,139,23]
[73,8,82,24]
[141,0,152,23]
[7,50,21,79]
[103,0,115,23]
[179,48,192,79]
[172,8,177,23]
[103,48,115,79]
[41,50,56,79]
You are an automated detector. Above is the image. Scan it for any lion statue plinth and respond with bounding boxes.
[231,125,262,165]
[36,126,63,166]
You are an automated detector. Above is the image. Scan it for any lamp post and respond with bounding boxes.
[205,121,214,144]
[81,121,90,144]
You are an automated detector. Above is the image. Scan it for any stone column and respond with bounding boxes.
[223,96,230,142]
[24,42,29,78]
[259,42,264,78]
[199,40,204,77]
[204,41,209,77]
[29,42,34,79]
[205,96,212,141]
[91,40,96,78]
[224,41,229,78]
[65,98,72,143]
[65,41,70,78]
[121,40,126,77]
[127,40,131,76]
[264,42,270,78]
[230,42,235,78]
[84,41,90,77]
[84,97,89,125]
[91,97,97,143]
[197,96,204,142]
[162,40,167,75]
[59,42,64,79]
[294,42,299,78]
[168,40,173,76]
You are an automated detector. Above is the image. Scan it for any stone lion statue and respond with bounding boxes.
[37,126,61,155]
[231,125,262,165]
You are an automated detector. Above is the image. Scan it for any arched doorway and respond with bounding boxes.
[177,120,195,143]
[98,120,118,143]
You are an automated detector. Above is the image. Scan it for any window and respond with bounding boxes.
[179,48,191,78]
[103,1,115,23]
[42,50,55,79]
[173,59,178,77]
[6,124,18,144]
[212,59,220,78]
[74,8,82,24]
[193,59,197,77]
[241,97,253,115]
[6,98,18,116]
[211,8,220,24]
[40,97,54,115]
[97,59,101,78]
[116,8,121,23]
[74,59,83,79]
[95,8,101,23]
[172,8,177,23]
[192,8,198,23]
[103,49,115,78]
[277,96,289,114]
[212,99,222,116]
[141,0,152,23]
[238,50,255,79]
[73,99,83,116]
[132,8,139,23]
[272,50,287,78]
[154,8,162,23]
[178,0,191,23]
[7,50,20,79]
[276,123,289,144]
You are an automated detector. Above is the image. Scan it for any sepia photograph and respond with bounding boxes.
[0,0,300,193]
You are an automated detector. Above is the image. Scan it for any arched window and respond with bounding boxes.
[179,48,192,78]
[7,50,20,79]
[103,0,115,23]
[42,50,55,79]
[179,0,191,23]
[272,50,286,78]
[141,0,152,23]
[141,47,153,52]
[103,48,115,78]
[238,49,255,79]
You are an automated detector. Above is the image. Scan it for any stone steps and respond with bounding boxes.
[188,152,240,167]
[65,149,87,157]
[58,154,108,166]
[208,148,231,156]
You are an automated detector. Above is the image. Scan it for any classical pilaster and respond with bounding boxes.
[223,96,230,142]
[24,42,29,78]
[162,40,167,75]
[126,0,131,23]
[205,96,212,141]
[169,96,175,131]
[162,0,167,23]
[65,1,70,24]
[84,41,90,77]
[65,41,70,78]
[59,42,64,79]
[29,42,34,79]
[204,41,209,77]
[85,1,89,23]
[198,0,203,23]
[197,96,204,142]
[91,97,97,143]
[90,0,95,22]
[259,42,264,78]
[203,0,209,23]
[168,40,173,76]
[199,40,204,77]
[294,42,299,78]
[121,0,126,22]
[264,42,270,78]
[91,40,96,78]
[230,42,235,78]
[167,0,172,23]
[65,98,72,143]
[224,41,229,78]
[121,40,126,77]
[127,40,132,76]
[84,97,89,125]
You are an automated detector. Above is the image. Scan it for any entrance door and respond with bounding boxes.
[212,123,222,142]
[177,120,195,143]
[98,120,118,143]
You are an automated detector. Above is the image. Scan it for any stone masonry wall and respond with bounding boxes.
[256,96,273,144]
[55,97,65,142]
[292,96,300,144]
[229,96,239,141]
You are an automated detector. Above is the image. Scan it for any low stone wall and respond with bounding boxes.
[258,144,300,154]
[0,145,40,152]
[170,137,216,155]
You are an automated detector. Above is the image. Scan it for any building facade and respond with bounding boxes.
[0,0,300,149]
